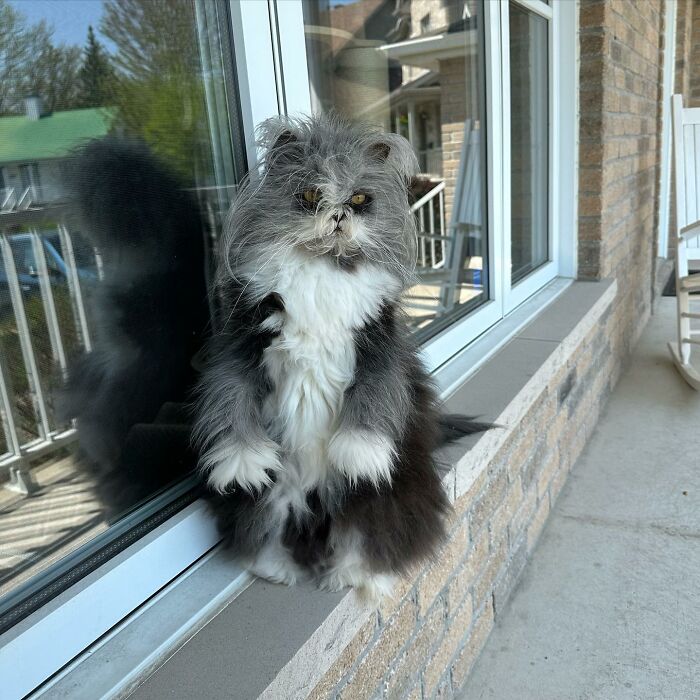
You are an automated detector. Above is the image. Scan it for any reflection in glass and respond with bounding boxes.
[509,2,549,284]
[303,0,488,340]
[0,0,240,619]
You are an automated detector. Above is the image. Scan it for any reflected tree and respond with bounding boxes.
[78,26,115,108]
[101,0,208,183]
[0,0,81,115]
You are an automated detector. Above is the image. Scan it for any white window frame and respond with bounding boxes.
[0,2,578,695]
[274,0,575,371]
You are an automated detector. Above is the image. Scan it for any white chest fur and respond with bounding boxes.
[256,255,398,488]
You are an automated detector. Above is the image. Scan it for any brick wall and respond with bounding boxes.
[307,285,617,700]
[578,0,663,356]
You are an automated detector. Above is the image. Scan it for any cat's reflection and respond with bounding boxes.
[59,138,209,518]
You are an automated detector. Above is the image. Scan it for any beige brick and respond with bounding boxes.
[379,571,416,622]
[527,495,551,553]
[446,526,489,615]
[416,520,469,616]
[339,601,414,700]
[405,682,422,700]
[489,477,523,549]
[536,447,562,501]
[309,616,377,700]
[450,599,495,691]
[454,466,487,514]
[508,484,538,546]
[469,467,508,538]
[505,428,536,484]
[384,602,445,700]
[423,597,473,696]
[472,536,508,610]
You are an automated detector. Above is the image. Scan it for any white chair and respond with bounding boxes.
[669,94,700,389]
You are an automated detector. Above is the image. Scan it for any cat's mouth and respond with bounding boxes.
[299,230,359,259]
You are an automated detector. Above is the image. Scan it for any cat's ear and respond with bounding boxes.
[272,130,298,151]
[367,133,419,183]
[258,118,302,170]
[267,129,302,170]
[368,142,391,162]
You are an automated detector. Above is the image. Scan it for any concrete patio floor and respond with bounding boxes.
[461,297,700,700]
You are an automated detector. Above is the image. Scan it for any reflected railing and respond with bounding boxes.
[0,187,55,214]
[0,186,230,497]
[0,209,91,494]
[413,179,447,271]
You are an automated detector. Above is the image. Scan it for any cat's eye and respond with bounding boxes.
[351,193,367,205]
[303,189,320,203]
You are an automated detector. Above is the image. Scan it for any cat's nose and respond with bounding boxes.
[332,211,346,223]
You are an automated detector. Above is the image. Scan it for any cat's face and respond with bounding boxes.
[226,115,419,285]
[288,170,381,259]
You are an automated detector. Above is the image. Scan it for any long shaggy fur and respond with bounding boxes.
[194,114,489,598]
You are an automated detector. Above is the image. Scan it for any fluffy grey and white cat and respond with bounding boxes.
[194,114,488,599]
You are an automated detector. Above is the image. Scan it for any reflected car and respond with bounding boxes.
[0,231,97,312]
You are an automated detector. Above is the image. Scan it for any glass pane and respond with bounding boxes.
[302,0,488,341]
[509,2,549,285]
[0,0,242,623]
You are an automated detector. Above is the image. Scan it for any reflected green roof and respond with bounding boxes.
[0,108,113,164]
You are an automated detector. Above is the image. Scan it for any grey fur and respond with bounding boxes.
[220,113,419,287]
[193,114,489,591]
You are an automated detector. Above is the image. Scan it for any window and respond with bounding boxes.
[0,0,244,679]
[508,2,549,285]
[281,0,565,369]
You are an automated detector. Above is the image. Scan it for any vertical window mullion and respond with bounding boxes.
[482,0,505,320]
[500,0,513,304]
[548,2,559,271]
[274,0,312,116]
[229,0,280,169]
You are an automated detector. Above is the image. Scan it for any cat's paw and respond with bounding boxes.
[202,438,282,493]
[328,429,395,487]
[247,544,301,586]
[319,568,395,605]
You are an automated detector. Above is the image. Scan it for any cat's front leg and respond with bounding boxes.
[327,429,396,487]
[328,307,411,488]
[201,435,282,493]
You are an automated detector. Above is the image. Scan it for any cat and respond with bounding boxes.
[59,138,209,517]
[194,114,489,600]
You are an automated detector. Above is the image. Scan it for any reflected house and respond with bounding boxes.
[307,1,477,196]
[306,0,484,325]
[381,0,480,216]
[0,97,112,212]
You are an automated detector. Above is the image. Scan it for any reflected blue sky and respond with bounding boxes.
[9,0,115,52]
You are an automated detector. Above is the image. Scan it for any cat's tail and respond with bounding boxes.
[438,414,494,445]
[65,136,200,253]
